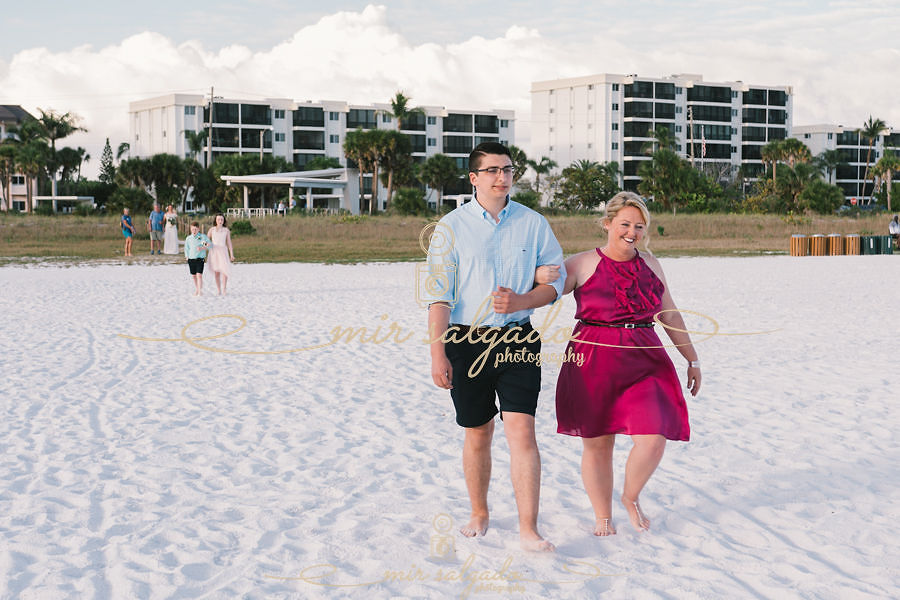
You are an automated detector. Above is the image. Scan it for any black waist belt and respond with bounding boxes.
[451,318,531,337]
[580,319,654,329]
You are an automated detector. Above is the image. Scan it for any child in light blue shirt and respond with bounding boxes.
[184,221,211,296]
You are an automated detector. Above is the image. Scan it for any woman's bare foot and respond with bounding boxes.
[593,517,616,536]
[622,495,650,531]
[520,533,555,553]
[459,514,489,538]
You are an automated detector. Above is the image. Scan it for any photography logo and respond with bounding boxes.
[429,513,456,561]
[416,221,459,308]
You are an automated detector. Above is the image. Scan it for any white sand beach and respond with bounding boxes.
[0,255,897,599]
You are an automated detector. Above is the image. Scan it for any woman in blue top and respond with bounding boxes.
[121,208,136,257]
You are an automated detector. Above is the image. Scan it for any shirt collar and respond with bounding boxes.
[469,191,513,223]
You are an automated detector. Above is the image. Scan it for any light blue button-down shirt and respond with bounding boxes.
[425,198,566,327]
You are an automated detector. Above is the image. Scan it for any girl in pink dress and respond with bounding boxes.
[539,192,701,537]
[207,213,235,296]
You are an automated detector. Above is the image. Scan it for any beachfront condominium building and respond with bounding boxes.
[128,94,514,210]
[792,125,899,203]
[531,73,793,192]
[0,105,35,211]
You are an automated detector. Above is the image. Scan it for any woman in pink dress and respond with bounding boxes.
[206,213,235,296]
[539,192,701,537]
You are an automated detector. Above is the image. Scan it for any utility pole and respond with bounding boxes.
[206,86,214,168]
[687,105,695,167]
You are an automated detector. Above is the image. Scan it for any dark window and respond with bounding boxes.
[623,160,642,176]
[654,103,675,120]
[838,182,857,196]
[742,144,762,160]
[474,135,498,146]
[690,142,731,159]
[624,101,654,118]
[294,107,325,127]
[624,81,654,98]
[623,121,652,138]
[211,103,239,124]
[884,133,900,147]
[408,134,426,153]
[444,114,473,133]
[768,109,786,125]
[742,126,767,142]
[742,89,767,105]
[241,129,270,148]
[403,112,426,131]
[768,90,787,106]
[742,108,767,124]
[692,105,732,122]
[474,115,499,134]
[687,85,731,103]
[293,130,325,150]
[837,131,859,146]
[742,163,765,177]
[654,82,675,100]
[241,104,270,125]
[293,153,325,168]
[443,135,474,153]
[837,148,859,162]
[624,141,645,156]
[211,127,239,148]
[444,177,470,196]
[693,124,732,140]
[347,109,376,129]
[836,164,861,180]
[768,128,786,140]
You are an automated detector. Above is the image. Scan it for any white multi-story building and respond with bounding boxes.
[0,105,34,211]
[531,73,793,192]
[128,94,515,211]
[792,125,899,202]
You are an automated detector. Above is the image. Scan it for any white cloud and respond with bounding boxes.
[0,3,896,178]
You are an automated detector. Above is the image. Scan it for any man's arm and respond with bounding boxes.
[491,284,558,314]
[428,303,453,389]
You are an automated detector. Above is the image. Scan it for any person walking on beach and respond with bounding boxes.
[148,203,164,255]
[889,215,899,249]
[184,221,211,296]
[206,213,235,296]
[162,204,179,255]
[426,142,566,552]
[121,208,135,257]
[536,192,700,537]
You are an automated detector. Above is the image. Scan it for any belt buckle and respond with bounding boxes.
[624,323,635,329]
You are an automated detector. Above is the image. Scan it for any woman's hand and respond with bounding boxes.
[534,264,561,285]
[686,366,701,397]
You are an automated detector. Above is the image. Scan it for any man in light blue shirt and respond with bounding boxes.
[426,142,565,552]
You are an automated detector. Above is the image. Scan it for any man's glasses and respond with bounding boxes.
[472,166,515,176]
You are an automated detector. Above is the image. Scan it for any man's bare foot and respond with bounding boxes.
[593,517,616,536]
[622,496,650,531]
[460,515,489,537]
[520,533,555,553]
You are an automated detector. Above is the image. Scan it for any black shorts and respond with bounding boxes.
[444,322,542,428]
[188,258,205,274]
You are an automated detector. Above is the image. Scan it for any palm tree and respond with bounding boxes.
[507,145,529,184]
[526,156,558,200]
[814,149,846,185]
[780,138,812,167]
[383,91,425,132]
[0,142,17,212]
[420,153,460,210]
[872,152,900,212]
[183,130,209,166]
[35,108,86,197]
[343,129,369,212]
[16,142,46,213]
[761,139,786,184]
[858,116,888,203]
[641,126,677,155]
[116,142,131,162]
[379,130,412,208]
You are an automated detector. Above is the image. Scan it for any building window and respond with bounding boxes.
[675,125,682,132]
[427,116,437,125]
[675,106,683,114]
[184,106,196,116]
[587,143,592,148]
[587,123,592,129]
[611,142,619,149]
[587,104,592,110]
[382,114,392,123]
[549,127,554,132]
[549,108,554,114]
[611,123,618,130]
[611,103,619,110]
[274,109,285,119]
[731,127,737,135]
[500,119,509,128]
[732,109,738,117]
[612,83,619,91]
[827,132,833,140]
[12,175,25,185]
[275,132,285,142]
[731,91,738,99]
[162,130,166,138]
[329,111,339,121]
[675,87,683,95]
[804,133,810,139]
[588,84,594,90]
[329,134,339,143]
[427,137,437,147]
[549,145,553,151]
[732,146,737,153]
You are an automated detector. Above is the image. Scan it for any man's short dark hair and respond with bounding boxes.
[469,142,511,172]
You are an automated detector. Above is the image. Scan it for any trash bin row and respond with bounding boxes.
[790,234,894,256]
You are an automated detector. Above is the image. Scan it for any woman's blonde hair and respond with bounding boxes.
[603,191,652,249]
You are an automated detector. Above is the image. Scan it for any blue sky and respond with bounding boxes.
[1,1,897,175]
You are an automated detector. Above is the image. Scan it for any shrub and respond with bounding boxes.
[512,190,540,210]
[230,219,256,236]
[390,187,428,215]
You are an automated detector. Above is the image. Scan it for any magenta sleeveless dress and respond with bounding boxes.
[555,250,690,440]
